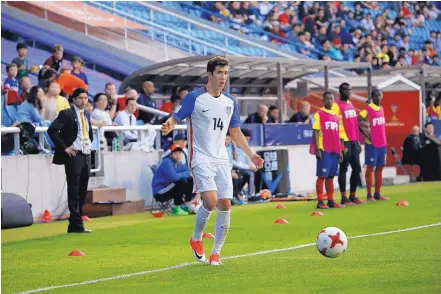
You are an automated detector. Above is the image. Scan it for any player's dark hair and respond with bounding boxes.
[339,82,350,91]
[323,91,334,98]
[207,56,229,73]
[371,88,382,98]
[126,97,136,106]
[72,88,88,99]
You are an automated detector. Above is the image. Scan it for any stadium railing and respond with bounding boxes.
[86,1,303,59]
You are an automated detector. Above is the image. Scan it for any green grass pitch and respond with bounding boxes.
[2,182,440,293]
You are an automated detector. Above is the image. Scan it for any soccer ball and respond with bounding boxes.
[188,200,202,214]
[316,227,348,258]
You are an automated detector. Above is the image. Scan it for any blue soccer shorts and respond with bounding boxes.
[316,151,339,177]
[364,144,387,167]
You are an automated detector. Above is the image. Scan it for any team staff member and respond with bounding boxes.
[48,88,93,233]
[332,83,365,205]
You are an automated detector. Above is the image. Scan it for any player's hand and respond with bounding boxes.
[250,154,264,169]
[339,152,343,163]
[161,118,173,136]
[65,147,77,157]
[315,150,322,161]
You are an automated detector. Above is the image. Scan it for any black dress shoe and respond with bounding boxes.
[67,227,92,233]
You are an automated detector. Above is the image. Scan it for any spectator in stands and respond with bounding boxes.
[43,81,70,121]
[19,76,31,102]
[268,105,280,123]
[91,93,114,127]
[244,104,269,124]
[159,133,189,166]
[289,101,312,123]
[412,10,425,27]
[4,63,19,93]
[138,81,157,124]
[38,67,57,88]
[16,86,47,124]
[12,43,29,79]
[91,92,116,148]
[57,68,88,98]
[361,13,375,32]
[114,97,138,145]
[43,44,64,73]
[4,63,20,105]
[104,82,118,119]
[71,56,88,85]
[152,143,194,216]
[118,88,139,118]
[161,85,189,114]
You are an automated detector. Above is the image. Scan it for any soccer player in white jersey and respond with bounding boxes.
[161,56,264,265]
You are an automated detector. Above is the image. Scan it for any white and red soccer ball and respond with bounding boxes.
[316,227,348,258]
[188,200,202,214]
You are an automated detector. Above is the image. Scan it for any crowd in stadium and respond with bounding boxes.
[200,1,441,68]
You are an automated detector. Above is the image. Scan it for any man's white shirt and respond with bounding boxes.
[114,109,138,142]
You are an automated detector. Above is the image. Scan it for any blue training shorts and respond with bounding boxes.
[316,151,339,177]
[364,144,387,167]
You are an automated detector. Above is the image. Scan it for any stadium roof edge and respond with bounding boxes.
[119,55,371,93]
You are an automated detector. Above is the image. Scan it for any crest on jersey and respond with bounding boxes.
[226,106,232,116]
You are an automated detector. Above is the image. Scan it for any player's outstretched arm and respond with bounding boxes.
[229,127,264,169]
[161,116,178,136]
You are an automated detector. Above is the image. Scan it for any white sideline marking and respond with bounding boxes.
[16,222,441,294]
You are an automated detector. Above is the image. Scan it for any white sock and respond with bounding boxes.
[192,205,212,241]
[211,208,230,255]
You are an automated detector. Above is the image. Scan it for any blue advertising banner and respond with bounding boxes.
[264,123,313,146]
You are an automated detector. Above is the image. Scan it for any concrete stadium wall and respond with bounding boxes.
[1,151,161,218]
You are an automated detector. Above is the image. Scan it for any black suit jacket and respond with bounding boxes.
[48,107,93,165]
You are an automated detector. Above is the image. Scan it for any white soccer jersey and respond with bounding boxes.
[173,86,241,168]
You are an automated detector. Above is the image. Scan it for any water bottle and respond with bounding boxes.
[116,137,120,152]
[112,138,117,152]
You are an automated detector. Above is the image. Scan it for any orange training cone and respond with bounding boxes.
[68,250,86,256]
[274,218,289,224]
[311,211,324,216]
[396,200,409,207]
[81,216,91,222]
[42,210,52,222]
[203,232,214,239]
[276,204,286,209]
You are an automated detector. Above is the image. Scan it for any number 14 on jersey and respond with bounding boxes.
[213,118,224,130]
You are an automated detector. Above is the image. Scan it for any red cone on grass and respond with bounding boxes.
[151,211,165,218]
[274,218,289,224]
[68,250,86,256]
[203,232,214,239]
[81,216,91,222]
[311,211,324,216]
[396,200,409,207]
[42,210,52,222]
[276,204,286,209]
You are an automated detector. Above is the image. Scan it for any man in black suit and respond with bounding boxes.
[48,88,93,233]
